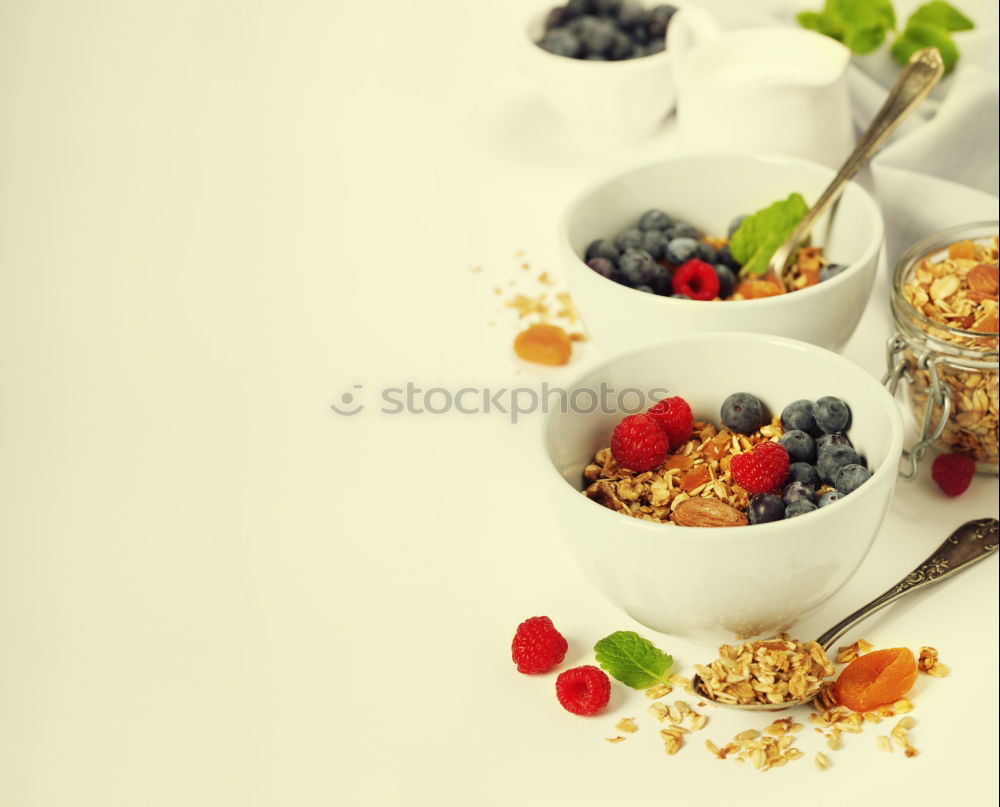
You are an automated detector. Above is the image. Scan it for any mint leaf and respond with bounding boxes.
[797,10,842,39]
[798,0,896,54]
[909,1,974,32]
[594,631,673,689]
[729,193,810,278]
[891,22,960,73]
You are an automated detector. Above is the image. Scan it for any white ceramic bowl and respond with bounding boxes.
[560,153,885,353]
[541,333,903,644]
[522,7,678,141]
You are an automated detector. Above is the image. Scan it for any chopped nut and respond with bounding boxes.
[615,718,638,734]
[645,683,672,699]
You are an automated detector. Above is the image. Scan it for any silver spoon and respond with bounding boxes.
[692,518,998,711]
[768,47,945,292]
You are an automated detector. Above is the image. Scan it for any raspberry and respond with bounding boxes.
[646,396,694,449]
[672,259,720,301]
[931,452,976,497]
[611,414,668,471]
[730,441,790,494]
[555,665,611,716]
[511,616,568,674]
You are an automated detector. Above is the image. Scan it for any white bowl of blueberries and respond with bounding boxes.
[524,1,681,140]
[559,152,884,353]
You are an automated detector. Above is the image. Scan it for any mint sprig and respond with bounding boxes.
[797,0,974,74]
[593,631,673,689]
[729,193,809,279]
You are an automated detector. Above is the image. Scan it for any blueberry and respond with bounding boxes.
[650,267,673,296]
[630,25,650,45]
[817,490,843,508]
[618,1,648,29]
[586,257,617,280]
[671,293,690,299]
[835,463,871,495]
[782,480,816,506]
[667,222,700,240]
[646,37,666,55]
[538,28,581,58]
[749,493,785,525]
[696,242,718,264]
[785,499,818,518]
[614,228,644,251]
[585,238,619,263]
[651,4,679,24]
[544,7,567,31]
[714,264,736,298]
[779,430,817,464]
[780,399,817,434]
[608,31,632,59]
[641,229,670,260]
[565,0,593,17]
[817,444,861,485]
[584,54,606,60]
[577,16,617,54]
[727,215,746,237]
[820,263,846,282]
[720,392,763,435]
[717,244,741,270]
[593,0,623,14]
[787,462,820,488]
[618,247,657,286]
[814,396,851,434]
[640,211,671,234]
[817,432,852,455]
[665,236,699,265]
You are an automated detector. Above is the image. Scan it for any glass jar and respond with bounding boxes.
[885,221,999,478]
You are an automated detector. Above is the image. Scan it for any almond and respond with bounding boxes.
[673,497,748,528]
[968,263,999,294]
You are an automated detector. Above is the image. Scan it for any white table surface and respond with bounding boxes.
[1,1,997,805]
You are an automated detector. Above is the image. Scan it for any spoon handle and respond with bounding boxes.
[816,518,999,651]
[768,47,945,284]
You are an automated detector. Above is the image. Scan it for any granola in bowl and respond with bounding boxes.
[583,418,782,524]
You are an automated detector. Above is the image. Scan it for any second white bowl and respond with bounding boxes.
[560,153,885,353]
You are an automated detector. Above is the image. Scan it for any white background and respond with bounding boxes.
[1,1,998,805]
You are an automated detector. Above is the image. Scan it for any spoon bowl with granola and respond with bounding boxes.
[690,518,998,710]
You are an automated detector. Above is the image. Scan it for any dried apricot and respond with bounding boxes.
[733,277,785,299]
[513,323,572,366]
[947,239,976,260]
[834,648,917,713]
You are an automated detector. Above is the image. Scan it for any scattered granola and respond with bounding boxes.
[898,235,999,466]
[605,736,626,743]
[918,646,950,677]
[694,635,835,706]
[615,717,638,734]
[835,638,874,664]
[814,751,830,770]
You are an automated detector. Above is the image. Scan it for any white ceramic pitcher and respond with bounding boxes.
[667,8,855,168]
